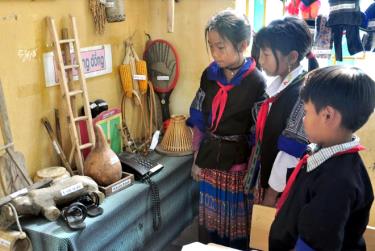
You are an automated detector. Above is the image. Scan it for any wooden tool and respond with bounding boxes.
[167,0,175,33]
[0,178,52,208]
[0,80,33,197]
[41,117,74,176]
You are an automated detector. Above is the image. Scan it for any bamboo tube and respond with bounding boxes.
[0,230,32,251]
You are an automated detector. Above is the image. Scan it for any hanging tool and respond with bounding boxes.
[0,80,33,197]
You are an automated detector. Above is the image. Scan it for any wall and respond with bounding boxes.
[0,0,150,175]
[0,0,235,175]
[147,0,236,116]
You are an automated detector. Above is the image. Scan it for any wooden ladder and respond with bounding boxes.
[47,15,95,175]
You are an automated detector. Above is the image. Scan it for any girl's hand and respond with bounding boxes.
[191,164,202,181]
[262,187,279,207]
[191,151,201,181]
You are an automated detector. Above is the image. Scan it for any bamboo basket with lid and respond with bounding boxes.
[156,115,193,156]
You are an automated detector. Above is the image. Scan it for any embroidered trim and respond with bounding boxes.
[330,3,356,12]
[191,88,205,111]
[306,136,360,172]
[282,97,308,144]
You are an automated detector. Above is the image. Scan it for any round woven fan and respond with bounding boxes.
[143,39,180,128]
[156,115,193,156]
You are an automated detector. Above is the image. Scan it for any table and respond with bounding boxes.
[20,153,198,251]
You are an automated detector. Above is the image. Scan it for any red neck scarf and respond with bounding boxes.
[276,144,365,215]
[210,81,234,132]
[255,96,277,142]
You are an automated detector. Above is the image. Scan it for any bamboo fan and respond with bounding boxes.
[156,115,193,156]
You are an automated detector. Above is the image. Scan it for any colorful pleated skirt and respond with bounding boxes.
[198,168,253,250]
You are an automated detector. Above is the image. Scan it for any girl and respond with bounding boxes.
[244,17,319,207]
[187,9,266,249]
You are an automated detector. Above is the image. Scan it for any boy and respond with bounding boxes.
[269,65,375,251]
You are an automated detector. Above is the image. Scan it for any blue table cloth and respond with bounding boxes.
[21,153,198,251]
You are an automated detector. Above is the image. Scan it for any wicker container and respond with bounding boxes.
[34,166,70,183]
[105,0,126,22]
[156,115,193,156]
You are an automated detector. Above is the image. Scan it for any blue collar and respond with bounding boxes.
[206,57,255,86]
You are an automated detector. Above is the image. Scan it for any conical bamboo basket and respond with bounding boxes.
[156,115,193,156]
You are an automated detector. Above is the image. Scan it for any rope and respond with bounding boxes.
[7,203,26,239]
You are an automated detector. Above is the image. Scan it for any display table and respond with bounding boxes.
[20,153,198,251]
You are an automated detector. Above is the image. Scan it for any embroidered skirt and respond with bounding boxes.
[198,168,253,250]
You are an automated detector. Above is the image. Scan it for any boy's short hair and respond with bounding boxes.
[301,65,375,132]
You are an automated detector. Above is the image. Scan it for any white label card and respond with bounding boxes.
[133,74,147,80]
[60,183,84,196]
[111,179,131,193]
[10,188,28,199]
[110,156,120,165]
[52,141,61,154]
[149,130,160,150]
[157,76,169,81]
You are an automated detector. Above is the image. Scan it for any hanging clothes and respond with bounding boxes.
[327,0,364,61]
[362,2,375,51]
[314,15,333,58]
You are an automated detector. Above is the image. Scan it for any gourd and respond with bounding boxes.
[84,124,122,186]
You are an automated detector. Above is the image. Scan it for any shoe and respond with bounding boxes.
[61,202,87,230]
[77,192,103,217]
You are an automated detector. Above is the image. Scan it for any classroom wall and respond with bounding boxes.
[0,0,234,175]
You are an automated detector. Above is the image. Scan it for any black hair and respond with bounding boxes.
[254,16,318,72]
[301,65,375,132]
[205,9,251,53]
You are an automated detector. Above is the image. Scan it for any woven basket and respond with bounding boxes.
[34,166,70,183]
[156,115,193,156]
[105,0,126,22]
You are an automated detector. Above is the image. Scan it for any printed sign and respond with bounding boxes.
[43,44,112,87]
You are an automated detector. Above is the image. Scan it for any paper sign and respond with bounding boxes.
[43,44,112,87]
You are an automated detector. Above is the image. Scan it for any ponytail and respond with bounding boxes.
[306,51,319,71]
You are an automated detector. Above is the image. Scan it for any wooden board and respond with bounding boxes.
[250,204,276,251]
[79,108,123,158]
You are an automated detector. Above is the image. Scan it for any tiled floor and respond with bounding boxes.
[164,217,199,251]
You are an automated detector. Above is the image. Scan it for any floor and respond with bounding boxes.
[164,217,199,251]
